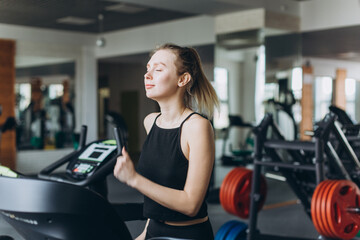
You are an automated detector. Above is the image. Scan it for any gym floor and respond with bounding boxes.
[1,147,321,239]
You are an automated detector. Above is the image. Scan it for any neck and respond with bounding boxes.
[158,104,188,128]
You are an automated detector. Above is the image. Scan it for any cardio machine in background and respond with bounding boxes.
[0,125,140,240]
[220,115,254,166]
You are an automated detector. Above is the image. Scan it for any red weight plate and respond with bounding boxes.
[232,170,267,219]
[227,168,251,216]
[231,170,252,218]
[310,180,322,234]
[220,167,250,215]
[311,180,335,237]
[223,169,241,214]
[319,180,338,239]
[326,180,360,240]
[311,181,323,235]
[221,169,241,214]
[220,167,243,212]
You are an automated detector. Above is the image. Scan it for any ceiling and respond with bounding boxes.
[0,0,304,33]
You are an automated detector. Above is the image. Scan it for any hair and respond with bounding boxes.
[151,43,219,118]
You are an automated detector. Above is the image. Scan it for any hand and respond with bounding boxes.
[113,147,137,186]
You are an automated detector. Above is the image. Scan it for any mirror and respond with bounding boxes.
[15,57,76,150]
[214,24,360,144]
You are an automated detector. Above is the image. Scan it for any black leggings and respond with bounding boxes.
[145,219,214,240]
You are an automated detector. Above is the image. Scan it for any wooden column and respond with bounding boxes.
[333,68,347,110]
[300,65,314,141]
[31,77,43,112]
[62,79,70,106]
[0,39,16,169]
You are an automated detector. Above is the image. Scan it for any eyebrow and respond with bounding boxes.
[146,62,167,68]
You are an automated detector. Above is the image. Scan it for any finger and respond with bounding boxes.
[122,147,129,157]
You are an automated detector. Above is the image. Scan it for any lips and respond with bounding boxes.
[145,84,155,89]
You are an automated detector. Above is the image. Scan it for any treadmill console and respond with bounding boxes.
[67,140,117,179]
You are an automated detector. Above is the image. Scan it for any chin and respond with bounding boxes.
[145,92,156,100]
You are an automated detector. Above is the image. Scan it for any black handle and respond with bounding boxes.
[78,125,87,150]
[114,127,123,155]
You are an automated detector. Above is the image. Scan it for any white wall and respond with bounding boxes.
[306,57,360,80]
[300,0,360,32]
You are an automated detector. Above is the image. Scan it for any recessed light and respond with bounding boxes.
[57,16,95,25]
[105,3,147,14]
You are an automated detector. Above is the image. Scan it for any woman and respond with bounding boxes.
[113,43,219,240]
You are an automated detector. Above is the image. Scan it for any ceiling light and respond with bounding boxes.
[105,3,147,13]
[96,37,106,47]
[96,14,106,48]
[56,16,95,25]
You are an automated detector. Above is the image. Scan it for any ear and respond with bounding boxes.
[178,72,191,88]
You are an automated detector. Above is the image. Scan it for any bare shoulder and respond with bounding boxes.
[182,114,213,137]
[144,112,160,133]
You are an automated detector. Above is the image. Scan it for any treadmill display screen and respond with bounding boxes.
[88,151,102,159]
[78,143,117,162]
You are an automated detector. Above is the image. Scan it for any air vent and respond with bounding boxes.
[56,16,95,25]
[105,3,147,13]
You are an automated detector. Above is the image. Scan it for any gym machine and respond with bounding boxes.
[220,115,254,166]
[216,112,360,240]
[248,113,360,240]
[329,105,360,159]
[0,125,137,240]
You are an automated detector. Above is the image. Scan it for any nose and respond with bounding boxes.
[144,71,152,80]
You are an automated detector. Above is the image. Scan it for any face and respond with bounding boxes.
[144,49,180,100]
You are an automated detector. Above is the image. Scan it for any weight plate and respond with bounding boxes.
[222,168,250,215]
[311,180,326,236]
[325,180,360,240]
[220,168,243,213]
[312,180,336,238]
[231,169,266,219]
[225,221,248,240]
[312,180,330,237]
[215,220,243,240]
[227,168,251,216]
[319,180,338,238]
[230,170,252,218]
[220,167,267,219]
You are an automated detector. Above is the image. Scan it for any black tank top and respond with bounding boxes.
[137,112,208,221]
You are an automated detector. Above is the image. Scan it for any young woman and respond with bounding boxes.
[113,43,219,240]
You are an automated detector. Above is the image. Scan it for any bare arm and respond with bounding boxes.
[114,116,215,216]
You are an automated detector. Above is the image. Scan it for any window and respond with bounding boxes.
[213,67,229,129]
[345,78,356,121]
[291,67,302,123]
[48,84,64,99]
[15,83,31,117]
[314,76,333,121]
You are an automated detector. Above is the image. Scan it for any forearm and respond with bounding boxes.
[128,173,200,217]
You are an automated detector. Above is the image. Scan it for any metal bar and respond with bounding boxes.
[254,160,315,171]
[264,148,312,214]
[264,140,315,152]
[325,142,352,180]
[315,137,325,185]
[248,130,263,240]
[334,121,360,168]
[346,207,360,213]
